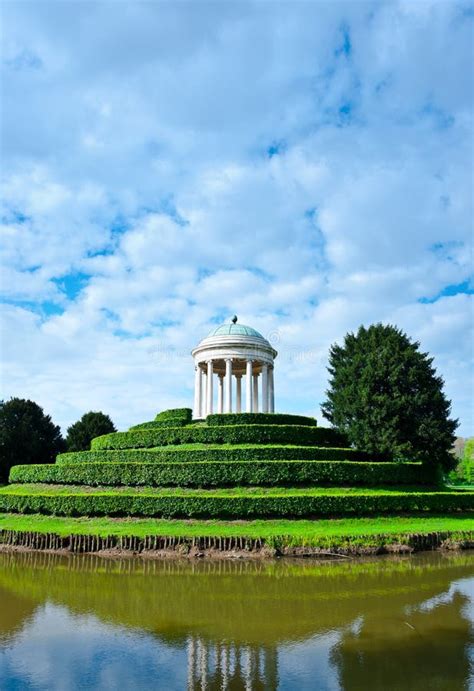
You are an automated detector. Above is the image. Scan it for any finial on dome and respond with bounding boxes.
[232,315,238,324]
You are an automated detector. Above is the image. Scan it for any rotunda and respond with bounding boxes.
[191,317,277,418]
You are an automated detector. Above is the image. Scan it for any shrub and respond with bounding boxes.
[156,408,193,424]
[130,408,193,430]
[130,421,188,430]
[10,460,436,488]
[56,446,372,465]
[0,489,471,519]
[206,413,317,427]
[91,425,348,451]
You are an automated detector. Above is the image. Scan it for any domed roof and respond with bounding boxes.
[192,316,277,359]
[206,323,265,339]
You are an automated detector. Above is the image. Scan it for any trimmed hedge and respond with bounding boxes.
[130,420,187,430]
[91,425,348,451]
[9,460,436,488]
[206,413,317,427]
[0,489,471,519]
[155,408,192,424]
[130,408,193,430]
[56,446,372,465]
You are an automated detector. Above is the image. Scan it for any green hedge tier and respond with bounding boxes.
[9,461,437,488]
[0,485,472,519]
[131,413,318,430]
[56,446,373,465]
[130,407,193,430]
[205,413,317,427]
[130,420,189,430]
[91,425,348,451]
[155,408,193,424]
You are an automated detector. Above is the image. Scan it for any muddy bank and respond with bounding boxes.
[0,528,473,559]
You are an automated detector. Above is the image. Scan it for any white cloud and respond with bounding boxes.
[1,1,472,435]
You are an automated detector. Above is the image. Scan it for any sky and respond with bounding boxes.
[1,0,473,435]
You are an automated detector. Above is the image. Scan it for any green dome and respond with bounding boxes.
[207,323,265,339]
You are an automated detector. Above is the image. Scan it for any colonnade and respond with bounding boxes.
[194,359,274,418]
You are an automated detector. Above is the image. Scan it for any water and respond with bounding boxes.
[0,550,473,691]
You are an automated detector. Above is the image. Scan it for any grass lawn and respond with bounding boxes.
[0,512,473,542]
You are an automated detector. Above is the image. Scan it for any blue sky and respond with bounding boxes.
[1,1,473,435]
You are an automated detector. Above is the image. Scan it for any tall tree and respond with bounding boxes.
[0,398,65,483]
[66,411,116,451]
[321,324,458,471]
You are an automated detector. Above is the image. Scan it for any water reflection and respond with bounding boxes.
[332,590,472,691]
[186,639,278,690]
[0,551,472,690]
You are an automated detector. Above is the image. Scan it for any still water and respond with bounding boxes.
[0,550,472,691]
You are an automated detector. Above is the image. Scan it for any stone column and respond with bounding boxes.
[253,373,259,413]
[225,358,233,413]
[218,374,224,414]
[269,366,275,413]
[236,375,242,413]
[206,360,214,415]
[261,363,268,413]
[245,360,253,412]
[201,373,207,417]
[194,365,202,418]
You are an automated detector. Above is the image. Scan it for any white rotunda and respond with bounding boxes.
[191,317,277,418]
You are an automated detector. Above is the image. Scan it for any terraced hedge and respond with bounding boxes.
[0,487,471,519]
[130,407,193,430]
[130,420,188,430]
[92,424,348,451]
[5,406,462,523]
[55,446,373,465]
[206,413,317,427]
[9,460,436,488]
[155,408,192,424]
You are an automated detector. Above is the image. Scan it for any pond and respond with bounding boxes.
[0,550,473,690]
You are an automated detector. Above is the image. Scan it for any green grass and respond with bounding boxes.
[0,483,452,497]
[0,512,472,540]
[447,484,474,491]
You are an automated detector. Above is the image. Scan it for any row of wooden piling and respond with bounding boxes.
[0,529,472,555]
[0,530,268,553]
[407,532,451,550]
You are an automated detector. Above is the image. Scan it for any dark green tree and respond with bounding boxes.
[321,324,458,471]
[0,398,65,483]
[66,411,116,451]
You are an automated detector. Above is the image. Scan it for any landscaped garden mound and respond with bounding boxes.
[1,408,473,519]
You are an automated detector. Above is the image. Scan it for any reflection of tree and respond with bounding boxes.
[331,591,472,691]
[2,551,473,647]
[1,551,473,690]
[186,637,278,691]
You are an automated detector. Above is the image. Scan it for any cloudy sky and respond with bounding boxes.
[1,1,473,435]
